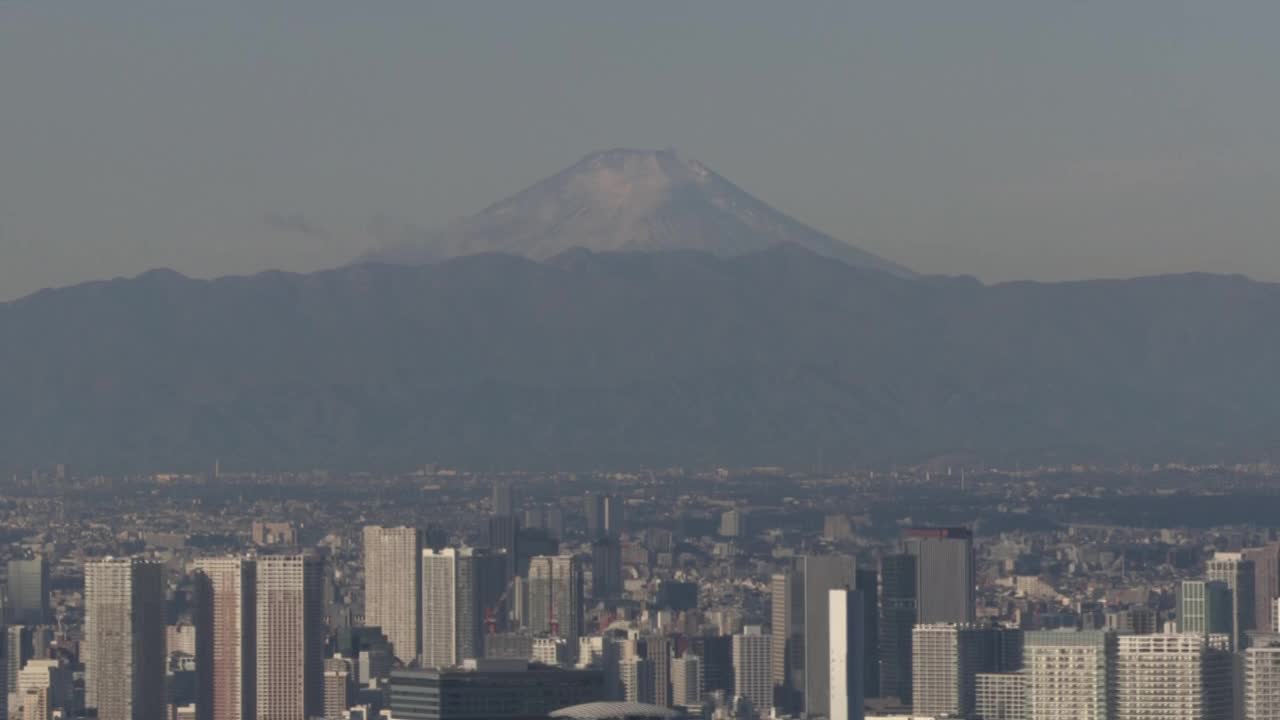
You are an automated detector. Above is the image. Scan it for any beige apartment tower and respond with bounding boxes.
[1115,633,1233,720]
[1246,643,1280,720]
[194,557,256,720]
[362,526,425,664]
[255,554,325,720]
[732,626,773,718]
[84,557,166,720]
[1024,630,1115,720]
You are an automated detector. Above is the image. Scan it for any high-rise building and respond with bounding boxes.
[1207,552,1257,650]
[85,557,166,720]
[1178,580,1234,638]
[904,527,975,624]
[6,558,49,625]
[7,625,33,705]
[650,636,675,708]
[770,567,804,711]
[828,588,865,720]
[855,568,880,699]
[912,623,1021,719]
[527,555,584,649]
[421,548,507,668]
[690,635,734,697]
[193,557,257,720]
[362,526,426,665]
[16,659,70,720]
[521,507,564,540]
[591,538,622,601]
[515,528,559,579]
[1245,641,1280,720]
[492,481,516,517]
[18,686,47,720]
[1115,633,1233,720]
[322,658,352,720]
[487,515,520,583]
[732,626,772,718]
[603,495,623,538]
[802,554,857,717]
[671,654,703,709]
[1024,630,1116,720]
[255,554,325,720]
[975,672,1026,720]
[1245,545,1280,636]
[620,657,655,704]
[584,493,622,540]
[879,553,917,704]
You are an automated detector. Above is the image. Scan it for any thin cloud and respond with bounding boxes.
[263,213,331,241]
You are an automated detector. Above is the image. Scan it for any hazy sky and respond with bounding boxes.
[3,2,1279,300]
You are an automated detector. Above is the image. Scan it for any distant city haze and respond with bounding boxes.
[3,2,1280,300]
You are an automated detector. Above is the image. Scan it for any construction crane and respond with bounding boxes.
[485,576,518,635]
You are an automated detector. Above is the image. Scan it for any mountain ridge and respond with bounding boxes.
[2,247,1279,472]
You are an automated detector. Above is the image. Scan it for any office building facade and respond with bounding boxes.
[975,672,1026,720]
[912,623,1022,719]
[1024,630,1115,720]
[362,526,426,665]
[6,558,49,625]
[1207,552,1256,650]
[829,588,865,720]
[1115,633,1232,720]
[905,527,975,624]
[84,557,166,720]
[879,553,917,704]
[732,626,772,718]
[255,554,325,720]
[802,554,857,717]
[194,556,257,720]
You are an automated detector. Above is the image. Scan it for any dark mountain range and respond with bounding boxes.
[363,148,915,277]
[2,246,1278,472]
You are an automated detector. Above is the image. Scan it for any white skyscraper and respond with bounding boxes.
[194,557,257,720]
[84,557,166,720]
[1116,633,1233,720]
[829,588,865,720]
[362,526,425,665]
[255,554,325,720]
[420,548,506,668]
[1024,630,1115,720]
[732,626,772,718]
[421,549,460,669]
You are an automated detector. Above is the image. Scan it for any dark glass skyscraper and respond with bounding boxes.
[879,553,917,704]
[905,527,975,624]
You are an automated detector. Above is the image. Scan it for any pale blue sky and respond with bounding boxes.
[2,2,1279,299]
